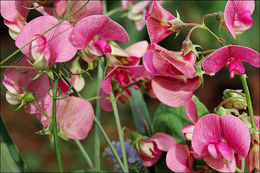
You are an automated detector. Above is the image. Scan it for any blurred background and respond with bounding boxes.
[0,0,259,172]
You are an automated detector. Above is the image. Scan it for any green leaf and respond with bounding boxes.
[152,95,209,144]
[74,169,106,173]
[0,113,27,172]
[129,88,152,137]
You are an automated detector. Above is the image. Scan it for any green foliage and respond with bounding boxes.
[0,113,27,172]
[152,96,209,144]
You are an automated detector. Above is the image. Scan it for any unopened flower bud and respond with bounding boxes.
[6,91,21,105]
[22,92,36,104]
[216,11,225,26]
[223,89,247,110]
[181,125,195,141]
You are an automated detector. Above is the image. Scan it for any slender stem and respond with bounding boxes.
[52,74,63,172]
[201,24,224,46]
[240,74,256,129]
[241,158,245,172]
[0,66,44,70]
[201,13,218,24]
[0,0,90,65]
[35,99,51,122]
[185,25,202,40]
[107,7,122,17]
[102,0,107,15]
[94,62,103,170]
[111,92,129,172]
[60,72,127,172]
[74,140,93,169]
[217,96,246,109]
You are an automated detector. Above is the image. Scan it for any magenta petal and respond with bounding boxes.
[192,114,223,156]
[58,96,94,140]
[166,144,193,172]
[185,100,199,124]
[204,155,236,172]
[220,115,251,157]
[150,0,175,21]
[143,50,159,75]
[70,15,129,50]
[203,47,230,75]
[216,142,234,161]
[124,41,148,58]
[151,133,176,152]
[229,45,260,67]
[140,152,162,167]
[151,76,200,107]
[99,88,113,112]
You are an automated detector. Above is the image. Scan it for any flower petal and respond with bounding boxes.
[99,88,113,112]
[204,155,236,172]
[185,100,199,124]
[151,133,176,151]
[124,41,148,58]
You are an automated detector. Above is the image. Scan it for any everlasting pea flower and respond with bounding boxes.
[110,41,148,66]
[224,0,255,39]
[2,58,50,114]
[203,45,260,78]
[0,1,31,39]
[136,133,176,166]
[192,114,251,172]
[70,15,129,58]
[16,16,77,68]
[37,96,94,140]
[36,0,102,23]
[146,0,180,43]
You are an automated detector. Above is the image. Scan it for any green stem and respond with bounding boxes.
[201,24,224,46]
[107,7,122,17]
[60,72,127,172]
[241,158,245,172]
[111,92,129,172]
[0,66,44,70]
[240,74,256,129]
[0,0,90,65]
[52,74,63,172]
[35,99,51,122]
[74,140,93,169]
[102,0,107,15]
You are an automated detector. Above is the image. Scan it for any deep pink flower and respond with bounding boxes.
[224,0,255,39]
[0,1,31,39]
[111,41,148,66]
[146,0,176,43]
[16,16,77,68]
[3,58,50,114]
[70,15,129,58]
[137,133,176,167]
[36,0,103,23]
[37,96,94,140]
[192,114,251,172]
[166,144,194,172]
[203,45,259,78]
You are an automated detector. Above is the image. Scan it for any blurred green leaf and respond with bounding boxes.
[0,113,27,172]
[152,95,209,144]
[129,88,152,137]
[74,169,106,173]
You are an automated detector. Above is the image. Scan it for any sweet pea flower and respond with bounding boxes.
[224,0,255,39]
[16,16,77,68]
[146,0,182,43]
[35,0,102,23]
[110,41,148,66]
[37,96,94,140]
[136,133,176,166]
[70,15,129,59]
[203,45,260,78]
[0,1,31,39]
[192,114,251,172]
[99,65,145,111]
[2,58,50,114]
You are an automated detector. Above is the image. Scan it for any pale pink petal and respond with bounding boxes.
[204,155,236,172]
[124,41,148,58]
[216,142,234,161]
[143,50,159,75]
[150,0,175,21]
[151,133,176,151]
[203,47,230,75]
[99,88,113,112]
[58,96,94,140]
[166,144,193,172]
[220,115,251,157]
[151,76,200,107]
[70,15,129,50]
[181,125,195,141]
[140,152,162,167]
[192,114,223,156]
[185,100,199,124]
[208,144,218,159]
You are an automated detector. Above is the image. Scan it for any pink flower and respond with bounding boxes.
[137,133,176,166]
[16,16,77,68]
[224,0,255,39]
[203,45,259,78]
[2,58,50,114]
[146,0,177,43]
[37,96,94,140]
[35,0,103,23]
[166,144,194,172]
[0,1,31,39]
[99,65,145,111]
[111,41,148,66]
[70,15,129,58]
[192,114,251,172]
